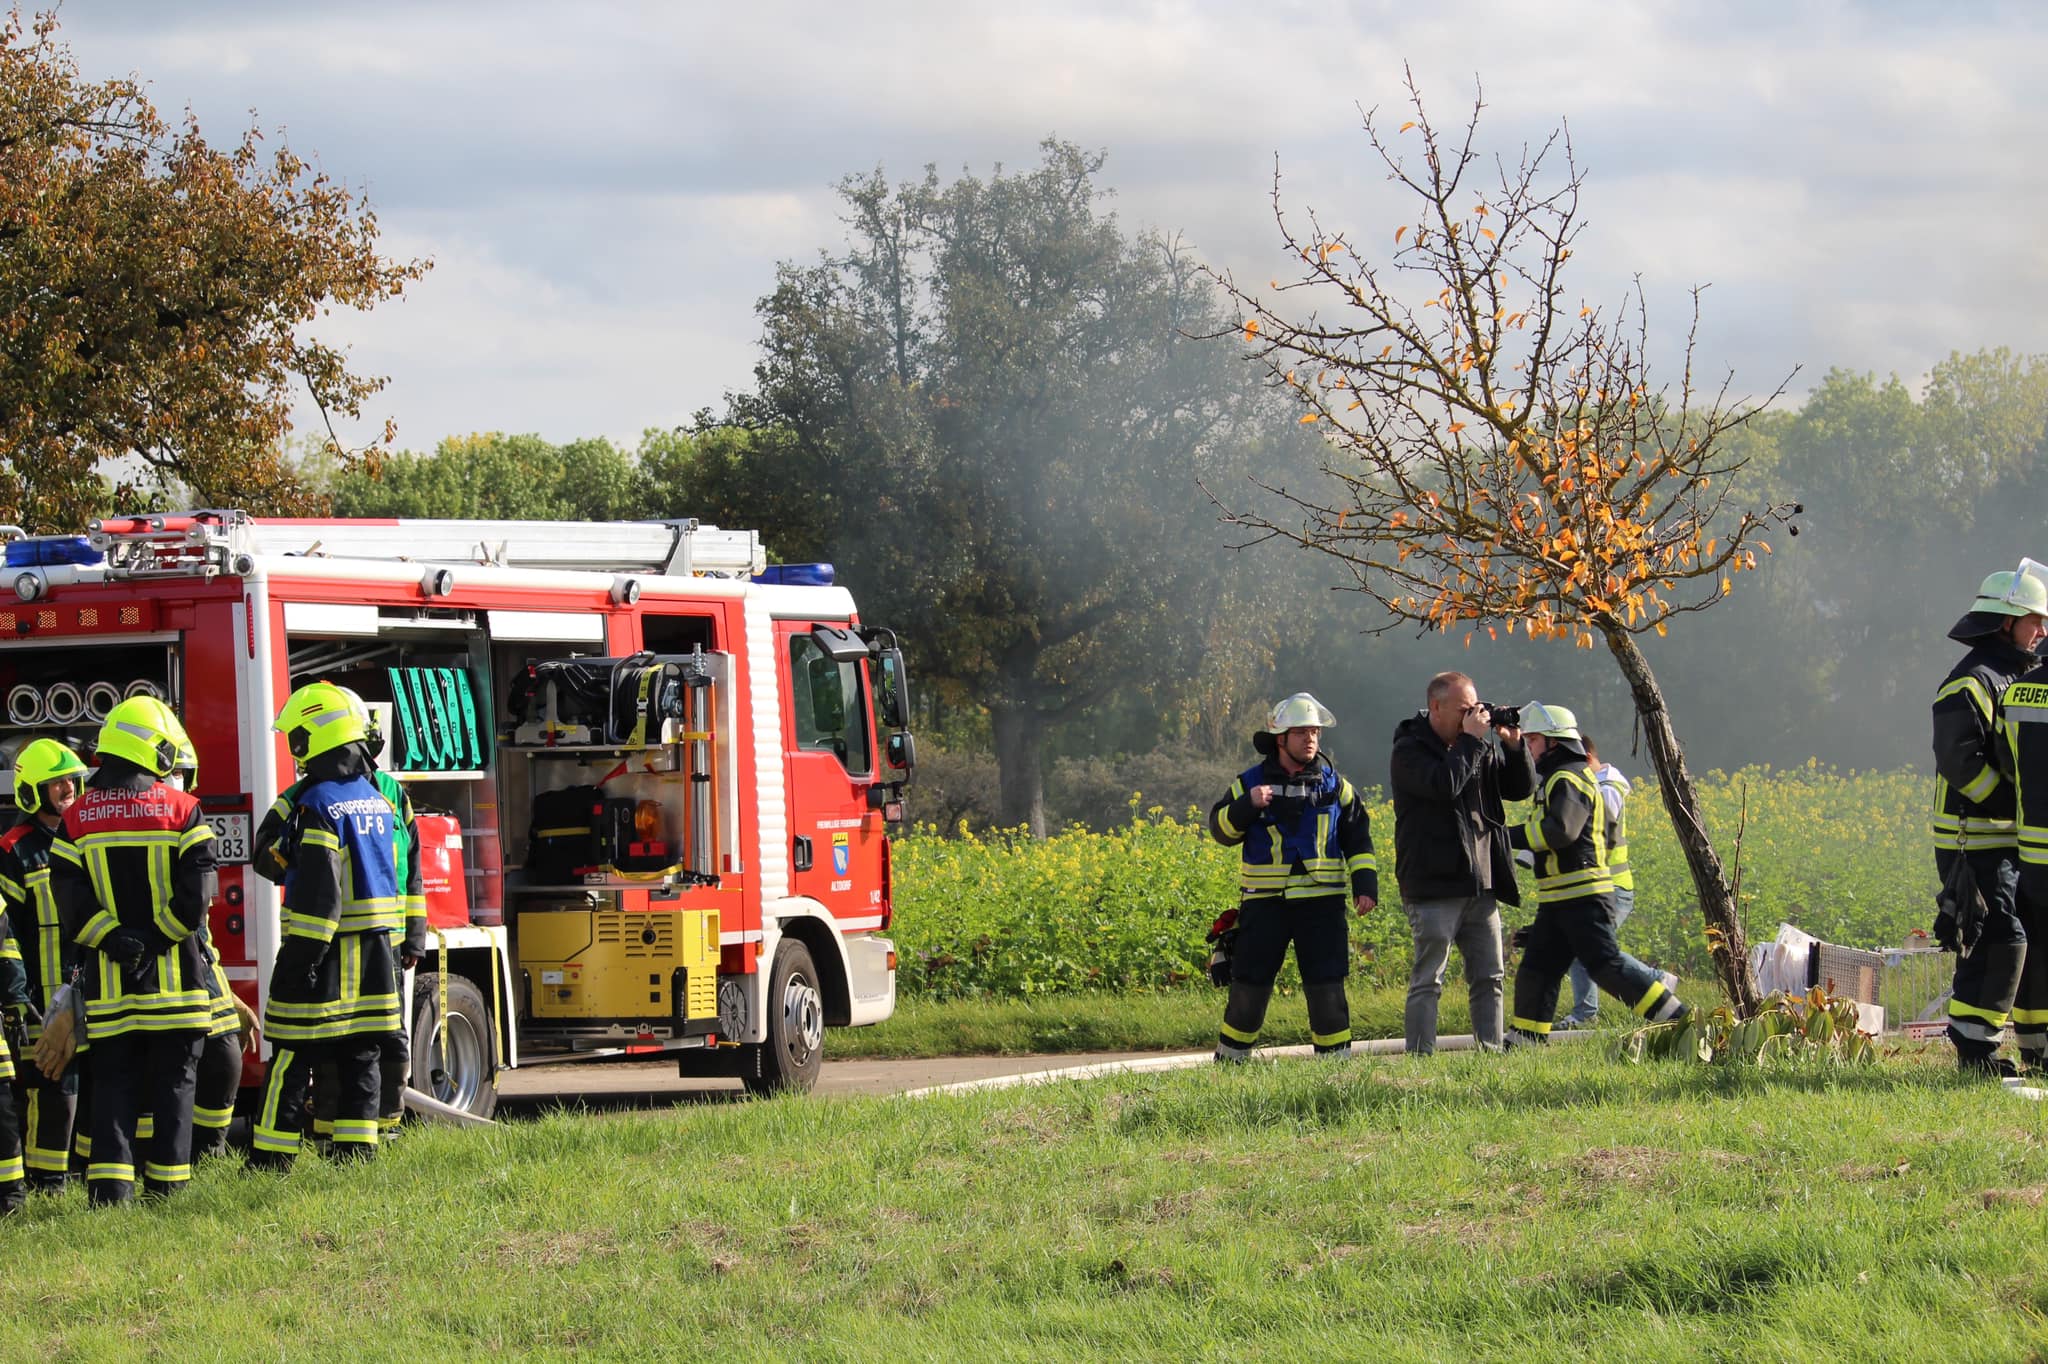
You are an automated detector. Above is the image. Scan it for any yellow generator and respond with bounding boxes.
[518,907,719,1036]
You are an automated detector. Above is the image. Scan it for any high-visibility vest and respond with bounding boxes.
[1597,770,1633,892]
[283,774,406,937]
[1525,767,1614,905]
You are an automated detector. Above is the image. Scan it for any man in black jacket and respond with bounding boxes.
[1389,671,1534,1054]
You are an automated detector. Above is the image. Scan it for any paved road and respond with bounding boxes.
[489,1031,1528,1115]
[493,1050,1175,1115]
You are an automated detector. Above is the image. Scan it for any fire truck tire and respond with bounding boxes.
[740,940,825,1096]
[412,972,499,1119]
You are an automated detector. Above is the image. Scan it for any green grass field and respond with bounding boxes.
[9,1045,2046,1361]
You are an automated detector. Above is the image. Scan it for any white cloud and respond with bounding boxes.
[46,0,2048,443]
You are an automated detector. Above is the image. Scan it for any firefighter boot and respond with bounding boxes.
[1215,982,1272,1063]
[0,1180,23,1217]
[1304,981,1353,1059]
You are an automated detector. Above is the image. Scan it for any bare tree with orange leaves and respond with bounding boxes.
[1209,76,1799,1014]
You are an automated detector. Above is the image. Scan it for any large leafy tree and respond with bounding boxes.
[0,10,425,530]
[711,141,1270,833]
[329,432,643,521]
[1216,81,1800,1012]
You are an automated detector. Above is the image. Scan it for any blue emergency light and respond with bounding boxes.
[752,563,835,587]
[4,536,104,568]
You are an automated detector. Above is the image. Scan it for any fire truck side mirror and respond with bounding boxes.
[886,731,916,772]
[877,649,910,731]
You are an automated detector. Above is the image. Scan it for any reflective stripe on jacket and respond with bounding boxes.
[1932,642,2031,851]
[0,819,64,1040]
[283,773,406,937]
[1209,754,1377,902]
[1594,765,1632,892]
[50,766,219,1039]
[2004,670,2048,878]
[1511,755,1613,906]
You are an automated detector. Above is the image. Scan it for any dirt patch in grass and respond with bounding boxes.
[1980,1186,2047,1210]
[1838,1160,1912,1182]
[1569,1146,1677,1186]
[492,1229,621,1270]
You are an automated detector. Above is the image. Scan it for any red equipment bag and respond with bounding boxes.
[414,813,470,929]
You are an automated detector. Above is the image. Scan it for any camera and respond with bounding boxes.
[1480,703,1521,729]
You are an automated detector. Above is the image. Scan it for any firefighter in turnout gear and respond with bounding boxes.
[168,737,253,1159]
[0,739,89,1192]
[1206,693,1377,1061]
[2004,625,2048,1066]
[250,682,407,1167]
[251,686,424,1146]
[1937,564,2048,1074]
[49,697,219,1206]
[1505,703,1687,1043]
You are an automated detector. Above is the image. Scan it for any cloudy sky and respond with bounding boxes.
[51,0,2048,451]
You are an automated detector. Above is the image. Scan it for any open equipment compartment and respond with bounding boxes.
[0,637,180,807]
[493,632,736,1049]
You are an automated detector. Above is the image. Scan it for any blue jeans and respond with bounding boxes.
[1562,887,1637,1024]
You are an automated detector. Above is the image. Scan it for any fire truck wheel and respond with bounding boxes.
[741,940,825,1096]
[412,972,499,1119]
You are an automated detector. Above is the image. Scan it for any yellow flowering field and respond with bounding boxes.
[892,765,1937,999]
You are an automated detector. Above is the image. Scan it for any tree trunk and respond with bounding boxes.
[990,703,1047,837]
[1601,624,1763,1016]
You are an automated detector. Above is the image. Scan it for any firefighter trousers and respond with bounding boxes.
[192,1030,244,1159]
[1510,898,1684,1039]
[85,1030,203,1206]
[314,1028,408,1140]
[253,1039,380,1164]
[1217,894,1352,1059]
[1943,849,2028,1063]
[19,1064,77,1188]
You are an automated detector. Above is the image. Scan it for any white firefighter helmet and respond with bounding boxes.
[1267,692,1336,733]
[1969,561,2048,618]
[1521,701,1581,741]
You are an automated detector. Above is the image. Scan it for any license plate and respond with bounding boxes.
[206,812,252,865]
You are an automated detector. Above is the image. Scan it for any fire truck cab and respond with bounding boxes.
[0,510,911,1113]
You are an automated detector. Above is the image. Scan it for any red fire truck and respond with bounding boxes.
[0,510,912,1114]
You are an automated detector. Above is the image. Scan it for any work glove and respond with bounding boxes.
[1205,908,1239,988]
[1508,923,1532,951]
[34,984,81,1081]
[99,927,151,984]
[1,1001,37,1059]
[1932,908,1959,954]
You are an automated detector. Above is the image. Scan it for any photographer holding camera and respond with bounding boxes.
[1389,672,1534,1054]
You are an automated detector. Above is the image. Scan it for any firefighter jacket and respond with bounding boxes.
[253,763,425,957]
[2003,660,2048,895]
[0,817,65,1045]
[50,759,219,1040]
[1932,638,2033,853]
[1389,714,1538,908]
[1593,763,1633,893]
[1208,751,1377,903]
[1509,742,1613,907]
[262,745,403,1044]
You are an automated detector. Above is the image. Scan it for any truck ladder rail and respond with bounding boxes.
[88,512,765,578]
